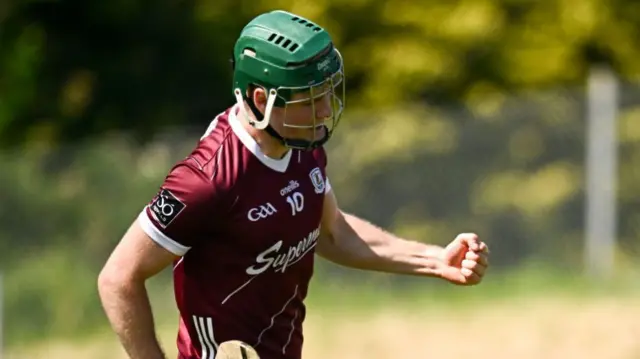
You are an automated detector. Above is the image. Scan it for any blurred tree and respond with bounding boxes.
[1,0,640,148]
[0,0,246,147]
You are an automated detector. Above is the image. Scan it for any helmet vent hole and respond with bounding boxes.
[289,43,299,52]
[274,35,285,45]
[267,33,277,42]
[282,39,292,48]
[290,16,318,31]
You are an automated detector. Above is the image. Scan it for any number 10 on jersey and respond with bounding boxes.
[286,192,304,216]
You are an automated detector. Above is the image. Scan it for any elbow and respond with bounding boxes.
[97,263,139,301]
[97,265,118,300]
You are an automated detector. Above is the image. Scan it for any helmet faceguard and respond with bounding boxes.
[231,10,346,150]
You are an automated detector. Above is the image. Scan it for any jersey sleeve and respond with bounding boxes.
[138,163,221,256]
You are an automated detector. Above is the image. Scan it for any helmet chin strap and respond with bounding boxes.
[233,87,331,150]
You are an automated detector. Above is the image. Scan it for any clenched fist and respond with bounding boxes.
[440,233,489,286]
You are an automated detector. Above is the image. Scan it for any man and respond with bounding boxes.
[97,9,489,359]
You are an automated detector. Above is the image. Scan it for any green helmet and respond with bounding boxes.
[231,10,345,150]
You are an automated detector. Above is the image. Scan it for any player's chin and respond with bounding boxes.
[307,125,326,142]
[287,126,326,143]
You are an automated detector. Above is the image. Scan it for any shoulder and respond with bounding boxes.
[188,107,235,177]
[157,106,243,208]
[180,106,251,188]
[311,146,328,168]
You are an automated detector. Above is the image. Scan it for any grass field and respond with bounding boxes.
[6,271,640,359]
[7,296,640,359]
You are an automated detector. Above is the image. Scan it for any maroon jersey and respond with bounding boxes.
[138,104,331,359]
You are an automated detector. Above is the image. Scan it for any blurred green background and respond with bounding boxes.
[1,1,640,358]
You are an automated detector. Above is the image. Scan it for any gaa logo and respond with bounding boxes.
[247,203,277,222]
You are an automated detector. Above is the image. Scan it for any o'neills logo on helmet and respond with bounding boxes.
[317,57,331,72]
[280,180,300,196]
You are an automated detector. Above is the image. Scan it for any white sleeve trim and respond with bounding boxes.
[325,177,332,194]
[138,207,191,256]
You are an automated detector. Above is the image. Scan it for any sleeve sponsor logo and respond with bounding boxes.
[150,189,186,228]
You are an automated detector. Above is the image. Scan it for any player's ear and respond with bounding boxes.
[250,86,268,114]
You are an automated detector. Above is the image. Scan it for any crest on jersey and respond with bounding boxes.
[309,167,325,194]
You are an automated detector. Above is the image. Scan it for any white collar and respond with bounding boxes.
[228,104,291,173]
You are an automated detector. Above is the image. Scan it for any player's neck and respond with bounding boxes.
[240,116,290,160]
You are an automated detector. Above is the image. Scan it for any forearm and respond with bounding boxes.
[319,212,445,277]
[98,276,166,359]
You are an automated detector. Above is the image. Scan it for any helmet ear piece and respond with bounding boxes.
[230,51,236,70]
[234,87,274,131]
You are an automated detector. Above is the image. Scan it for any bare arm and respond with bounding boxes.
[98,219,179,359]
[315,189,446,278]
